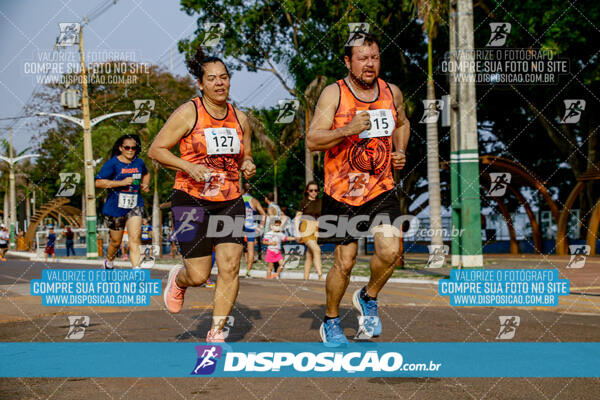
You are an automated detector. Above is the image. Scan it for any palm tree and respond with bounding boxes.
[303,76,327,185]
[406,0,446,247]
[0,139,31,232]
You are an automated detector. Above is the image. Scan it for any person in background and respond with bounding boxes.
[169,226,180,258]
[295,181,323,280]
[264,192,282,232]
[121,228,129,261]
[95,134,150,269]
[0,225,9,261]
[45,226,56,262]
[64,225,75,258]
[264,192,286,272]
[263,219,295,279]
[242,183,266,277]
[141,218,153,246]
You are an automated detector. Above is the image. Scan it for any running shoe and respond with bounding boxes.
[164,265,186,313]
[245,270,251,278]
[320,317,348,347]
[202,278,215,288]
[104,259,114,270]
[353,288,382,338]
[206,328,226,343]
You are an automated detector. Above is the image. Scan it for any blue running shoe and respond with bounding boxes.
[319,317,349,347]
[353,288,382,338]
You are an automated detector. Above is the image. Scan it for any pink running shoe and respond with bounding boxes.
[164,265,186,313]
[206,328,226,343]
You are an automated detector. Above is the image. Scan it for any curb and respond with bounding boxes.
[7,250,439,285]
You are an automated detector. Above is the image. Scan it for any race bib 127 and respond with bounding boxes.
[204,128,241,155]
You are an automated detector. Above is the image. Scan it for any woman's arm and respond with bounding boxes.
[294,211,302,237]
[141,172,150,192]
[148,102,210,182]
[95,176,133,189]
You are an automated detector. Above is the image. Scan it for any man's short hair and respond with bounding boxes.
[266,192,275,202]
[344,32,379,59]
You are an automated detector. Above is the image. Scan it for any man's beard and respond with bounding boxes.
[349,69,377,89]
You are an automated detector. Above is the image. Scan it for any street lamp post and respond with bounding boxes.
[0,128,39,249]
[36,110,133,258]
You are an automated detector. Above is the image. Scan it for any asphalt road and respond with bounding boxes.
[1,258,600,399]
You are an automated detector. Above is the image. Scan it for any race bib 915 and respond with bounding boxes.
[358,109,395,139]
[204,128,241,155]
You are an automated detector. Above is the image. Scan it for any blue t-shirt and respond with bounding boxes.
[46,233,56,247]
[95,156,148,217]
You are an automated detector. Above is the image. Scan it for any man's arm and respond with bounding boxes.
[390,84,410,170]
[236,109,256,179]
[306,84,370,151]
[390,84,410,152]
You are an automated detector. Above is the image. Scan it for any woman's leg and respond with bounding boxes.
[303,244,313,280]
[107,229,124,261]
[306,239,323,279]
[212,242,243,331]
[267,262,273,278]
[126,216,143,267]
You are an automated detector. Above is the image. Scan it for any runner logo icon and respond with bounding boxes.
[486,23,511,47]
[560,100,586,124]
[191,345,223,375]
[65,316,89,340]
[496,316,520,340]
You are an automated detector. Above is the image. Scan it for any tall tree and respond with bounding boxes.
[406,0,447,246]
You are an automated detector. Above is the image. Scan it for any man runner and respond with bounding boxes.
[307,32,410,346]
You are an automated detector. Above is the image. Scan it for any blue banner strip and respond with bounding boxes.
[0,343,599,377]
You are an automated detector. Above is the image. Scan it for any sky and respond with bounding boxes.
[0,0,288,151]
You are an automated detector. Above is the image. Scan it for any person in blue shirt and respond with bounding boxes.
[95,134,150,269]
[141,218,152,246]
[44,226,56,262]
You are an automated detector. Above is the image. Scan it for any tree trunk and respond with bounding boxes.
[3,193,8,226]
[81,190,86,228]
[426,36,444,247]
[305,106,314,184]
[25,192,31,230]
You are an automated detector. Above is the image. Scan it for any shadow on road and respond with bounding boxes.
[175,303,261,342]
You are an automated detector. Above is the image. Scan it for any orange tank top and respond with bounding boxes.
[324,78,398,206]
[174,97,244,201]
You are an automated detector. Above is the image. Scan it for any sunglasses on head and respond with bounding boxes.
[121,145,138,151]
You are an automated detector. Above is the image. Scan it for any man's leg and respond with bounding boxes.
[212,242,243,331]
[352,225,401,338]
[325,242,358,317]
[367,226,402,297]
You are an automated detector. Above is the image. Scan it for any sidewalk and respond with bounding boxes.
[10,250,598,292]
[5,250,437,285]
